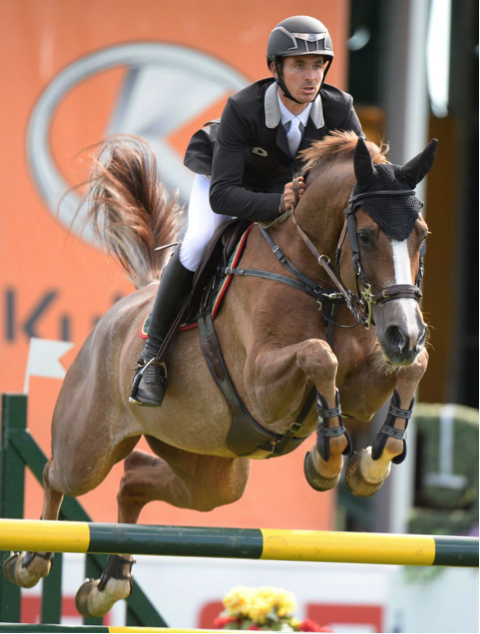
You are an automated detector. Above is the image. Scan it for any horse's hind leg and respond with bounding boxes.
[75,440,250,618]
[4,456,64,588]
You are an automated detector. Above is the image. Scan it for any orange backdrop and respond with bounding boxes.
[1,0,350,529]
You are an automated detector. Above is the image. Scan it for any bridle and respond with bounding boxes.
[337,189,425,329]
[258,181,426,332]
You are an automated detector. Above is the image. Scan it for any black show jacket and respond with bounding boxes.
[184,77,364,223]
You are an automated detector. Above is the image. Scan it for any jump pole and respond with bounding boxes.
[0,519,477,567]
[0,626,237,633]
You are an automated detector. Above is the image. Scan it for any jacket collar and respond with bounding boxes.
[264,81,324,129]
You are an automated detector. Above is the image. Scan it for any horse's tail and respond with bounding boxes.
[86,136,184,289]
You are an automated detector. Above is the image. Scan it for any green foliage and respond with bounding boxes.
[409,403,479,536]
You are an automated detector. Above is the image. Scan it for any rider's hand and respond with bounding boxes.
[279,177,306,214]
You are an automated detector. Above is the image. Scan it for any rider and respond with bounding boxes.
[130,15,365,407]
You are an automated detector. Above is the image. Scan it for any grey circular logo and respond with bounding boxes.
[27,43,248,246]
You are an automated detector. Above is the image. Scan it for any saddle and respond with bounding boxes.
[150,219,312,459]
[186,218,252,325]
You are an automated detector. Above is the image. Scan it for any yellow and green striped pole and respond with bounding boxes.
[0,626,233,633]
[0,519,477,567]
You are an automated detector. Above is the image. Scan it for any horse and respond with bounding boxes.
[4,131,437,617]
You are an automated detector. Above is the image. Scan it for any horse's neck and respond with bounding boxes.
[294,164,353,258]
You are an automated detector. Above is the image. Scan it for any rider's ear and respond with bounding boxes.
[400,139,438,186]
[353,137,375,185]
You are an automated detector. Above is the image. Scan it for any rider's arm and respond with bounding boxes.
[209,98,282,222]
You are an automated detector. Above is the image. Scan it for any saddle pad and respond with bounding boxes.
[139,224,254,339]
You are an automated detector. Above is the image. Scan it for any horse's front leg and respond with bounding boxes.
[345,348,429,497]
[296,340,352,491]
[248,339,350,491]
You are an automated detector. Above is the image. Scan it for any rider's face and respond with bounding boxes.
[273,55,325,109]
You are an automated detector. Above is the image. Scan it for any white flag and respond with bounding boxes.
[23,337,75,394]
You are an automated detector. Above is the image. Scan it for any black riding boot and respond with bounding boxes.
[129,250,194,407]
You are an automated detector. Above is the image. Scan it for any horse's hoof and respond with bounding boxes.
[76,579,101,617]
[75,576,133,617]
[3,553,22,586]
[3,552,50,588]
[344,450,389,498]
[304,451,340,492]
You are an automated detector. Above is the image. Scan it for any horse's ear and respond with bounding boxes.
[400,139,438,186]
[354,137,375,185]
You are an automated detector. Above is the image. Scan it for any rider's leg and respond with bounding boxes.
[178,175,232,271]
[130,174,230,407]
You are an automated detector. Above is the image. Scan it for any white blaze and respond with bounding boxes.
[391,239,412,284]
[391,239,420,347]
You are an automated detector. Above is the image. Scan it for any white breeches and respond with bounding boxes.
[179,174,232,272]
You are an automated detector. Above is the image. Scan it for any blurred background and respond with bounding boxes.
[0,0,478,631]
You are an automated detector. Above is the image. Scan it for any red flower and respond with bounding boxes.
[247,626,262,631]
[297,619,334,632]
[213,616,239,628]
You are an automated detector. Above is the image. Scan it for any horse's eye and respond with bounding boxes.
[358,232,370,245]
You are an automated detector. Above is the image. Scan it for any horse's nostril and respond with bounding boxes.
[418,326,427,347]
[385,325,409,354]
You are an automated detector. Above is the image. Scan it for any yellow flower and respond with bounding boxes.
[222,585,297,624]
[223,586,253,616]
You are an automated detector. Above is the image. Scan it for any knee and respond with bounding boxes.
[191,486,244,512]
[398,347,429,387]
[117,470,140,503]
[123,450,157,472]
[416,348,429,374]
[179,236,209,271]
[296,339,338,383]
[189,469,247,512]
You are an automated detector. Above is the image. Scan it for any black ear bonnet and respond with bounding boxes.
[351,138,438,241]
[351,164,423,240]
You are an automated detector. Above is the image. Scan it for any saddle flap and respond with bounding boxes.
[184,218,252,322]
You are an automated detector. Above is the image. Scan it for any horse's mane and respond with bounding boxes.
[301,130,390,172]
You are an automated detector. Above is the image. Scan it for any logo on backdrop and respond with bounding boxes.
[27,43,248,246]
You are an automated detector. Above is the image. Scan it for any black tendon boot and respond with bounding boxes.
[129,250,194,406]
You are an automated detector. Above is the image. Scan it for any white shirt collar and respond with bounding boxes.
[264,81,324,129]
[277,89,312,128]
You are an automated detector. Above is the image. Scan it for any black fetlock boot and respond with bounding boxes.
[129,250,194,407]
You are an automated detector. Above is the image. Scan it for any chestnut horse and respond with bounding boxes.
[4,132,437,617]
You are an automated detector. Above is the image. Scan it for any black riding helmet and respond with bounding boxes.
[267,16,334,104]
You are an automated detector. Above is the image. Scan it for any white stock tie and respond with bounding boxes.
[287,117,302,158]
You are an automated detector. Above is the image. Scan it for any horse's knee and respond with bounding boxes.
[123,450,157,472]
[117,467,152,507]
[296,339,337,384]
[413,347,429,376]
[188,463,248,512]
[190,485,244,512]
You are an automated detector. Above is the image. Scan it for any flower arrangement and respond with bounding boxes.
[213,585,333,632]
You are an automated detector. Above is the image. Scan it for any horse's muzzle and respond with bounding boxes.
[381,322,427,366]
